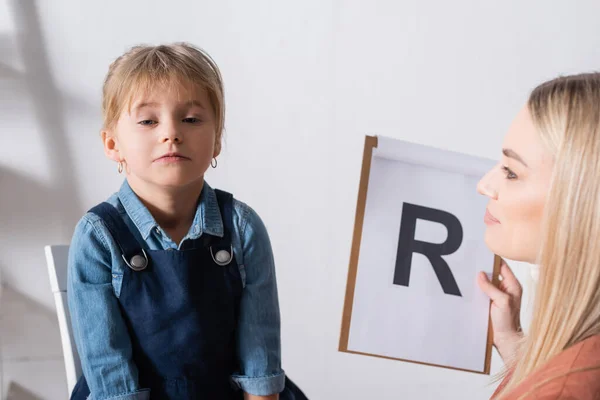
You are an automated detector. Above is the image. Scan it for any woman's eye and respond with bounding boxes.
[502,166,518,180]
[138,120,156,126]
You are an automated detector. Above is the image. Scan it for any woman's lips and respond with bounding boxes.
[484,208,500,225]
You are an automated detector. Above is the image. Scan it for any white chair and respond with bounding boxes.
[0,265,4,398]
[44,245,81,396]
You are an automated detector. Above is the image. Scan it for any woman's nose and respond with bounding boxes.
[477,170,498,200]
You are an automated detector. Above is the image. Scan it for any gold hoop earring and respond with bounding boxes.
[118,161,124,174]
[211,158,218,168]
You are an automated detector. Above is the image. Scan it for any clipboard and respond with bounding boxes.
[339,135,501,374]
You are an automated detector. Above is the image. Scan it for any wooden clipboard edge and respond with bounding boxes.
[343,350,489,375]
[339,135,378,352]
[483,254,503,374]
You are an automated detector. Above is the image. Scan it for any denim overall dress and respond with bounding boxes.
[71,190,307,399]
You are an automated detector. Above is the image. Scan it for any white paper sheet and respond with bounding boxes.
[347,136,496,372]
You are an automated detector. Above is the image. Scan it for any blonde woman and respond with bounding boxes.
[477,73,600,399]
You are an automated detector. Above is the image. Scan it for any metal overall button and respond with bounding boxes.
[122,249,149,272]
[210,246,233,266]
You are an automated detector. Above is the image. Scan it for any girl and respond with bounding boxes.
[68,43,306,400]
[477,73,600,399]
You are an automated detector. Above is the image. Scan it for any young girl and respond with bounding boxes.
[68,43,306,400]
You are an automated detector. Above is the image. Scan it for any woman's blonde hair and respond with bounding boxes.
[497,73,600,397]
[102,42,225,139]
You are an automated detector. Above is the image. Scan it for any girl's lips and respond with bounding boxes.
[154,153,190,163]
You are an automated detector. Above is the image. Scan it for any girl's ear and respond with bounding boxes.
[102,130,122,162]
[213,133,222,158]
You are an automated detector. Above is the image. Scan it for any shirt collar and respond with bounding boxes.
[117,180,224,240]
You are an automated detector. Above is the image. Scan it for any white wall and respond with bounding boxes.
[1,0,600,398]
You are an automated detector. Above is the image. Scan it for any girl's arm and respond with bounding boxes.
[68,215,149,400]
[231,203,285,398]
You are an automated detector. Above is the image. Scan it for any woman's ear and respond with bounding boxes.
[102,130,122,162]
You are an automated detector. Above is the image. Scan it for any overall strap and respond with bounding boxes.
[214,189,234,245]
[209,190,235,267]
[88,202,147,271]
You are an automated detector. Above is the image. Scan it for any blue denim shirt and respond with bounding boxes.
[67,180,284,400]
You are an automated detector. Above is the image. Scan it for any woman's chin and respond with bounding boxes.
[484,231,512,260]
[484,232,536,263]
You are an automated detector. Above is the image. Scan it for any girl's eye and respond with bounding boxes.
[501,166,518,180]
[183,117,201,123]
[138,120,156,126]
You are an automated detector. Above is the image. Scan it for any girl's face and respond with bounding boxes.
[103,83,219,190]
[477,106,554,263]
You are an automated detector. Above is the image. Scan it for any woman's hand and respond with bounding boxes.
[478,259,524,363]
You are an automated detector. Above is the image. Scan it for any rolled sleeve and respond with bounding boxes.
[231,371,285,396]
[95,389,150,400]
[232,204,285,395]
[68,216,148,400]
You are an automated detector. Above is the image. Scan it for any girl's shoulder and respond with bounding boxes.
[212,189,272,257]
[209,186,261,231]
[70,192,125,255]
[226,194,267,238]
[77,192,122,222]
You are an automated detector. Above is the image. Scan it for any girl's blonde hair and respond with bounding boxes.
[102,42,225,139]
[498,73,600,398]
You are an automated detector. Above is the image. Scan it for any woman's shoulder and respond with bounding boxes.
[509,335,600,399]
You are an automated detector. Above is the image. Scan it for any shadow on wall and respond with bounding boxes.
[0,167,57,255]
[0,284,68,400]
[0,0,94,307]
[6,383,44,400]
[9,0,84,230]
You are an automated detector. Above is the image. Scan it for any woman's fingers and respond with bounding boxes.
[477,272,510,308]
[478,261,523,361]
[499,260,522,296]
